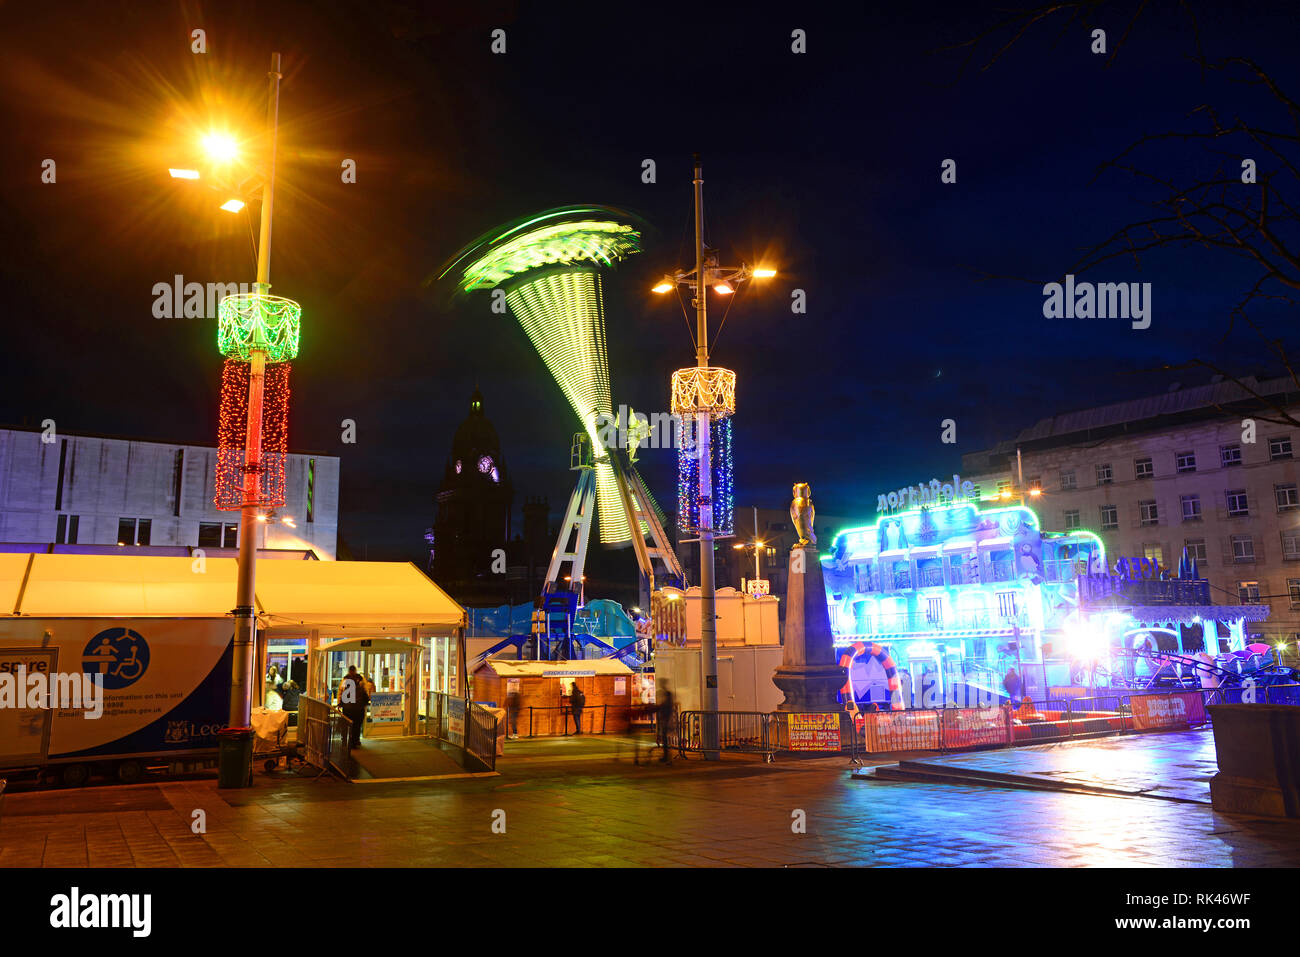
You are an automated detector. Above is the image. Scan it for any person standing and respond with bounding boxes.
[657,683,675,764]
[506,688,521,739]
[569,681,586,735]
[338,665,369,749]
[1003,667,1022,705]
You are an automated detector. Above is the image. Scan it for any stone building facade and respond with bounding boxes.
[963,376,1300,646]
[0,427,339,558]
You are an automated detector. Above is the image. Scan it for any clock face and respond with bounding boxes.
[478,455,494,474]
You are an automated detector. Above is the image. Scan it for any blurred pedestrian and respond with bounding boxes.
[657,682,675,764]
[1003,667,1021,704]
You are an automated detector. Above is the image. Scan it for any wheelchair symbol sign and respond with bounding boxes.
[82,627,151,689]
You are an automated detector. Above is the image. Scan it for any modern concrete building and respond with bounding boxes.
[0,427,339,559]
[962,376,1300,646]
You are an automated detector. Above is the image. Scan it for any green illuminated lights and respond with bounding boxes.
[217,293,302,363]
[457,220,640,291]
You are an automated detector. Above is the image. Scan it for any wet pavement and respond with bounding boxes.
[862,729,1221,803]
[2,729,1298,867]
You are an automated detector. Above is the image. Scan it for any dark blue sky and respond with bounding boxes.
[2,0,1297,563]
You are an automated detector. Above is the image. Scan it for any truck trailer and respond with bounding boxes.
[0,617,232,786]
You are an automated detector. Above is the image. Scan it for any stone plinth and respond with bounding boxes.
[773,545,845,713]
[1207,704,1300,818]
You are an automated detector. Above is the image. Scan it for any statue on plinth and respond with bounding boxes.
[790,482,816,547]
[773,481,846,718]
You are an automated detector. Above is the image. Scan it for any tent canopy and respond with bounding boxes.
[1,553,465,631]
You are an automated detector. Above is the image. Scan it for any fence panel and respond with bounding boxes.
[298,695,353,779]
[465,702,499,771]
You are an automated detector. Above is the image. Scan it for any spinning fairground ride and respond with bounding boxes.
[441,207,685,660]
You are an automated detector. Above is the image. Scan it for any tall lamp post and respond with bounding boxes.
[653,155,774,758]
[207,53,299,787]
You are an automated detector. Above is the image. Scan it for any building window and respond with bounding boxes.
[1139,500,1159,525]
[1238,581,1261,604]
[1284,531,1300,562]
[172,449,184,517]
[1270,436,1293,460]
[307,458,316,523]
[137,519,152,546]
[996,592,1018,619]
[1181,494,1202,521]
[1276,484,1299,511]
[55,514,67,544]
[1100,504,1118,529]
[1142,544,1165,567]
[996,479,1012,496]
[68,515,79,544]
[1289,579,1300,609]
[1134,457,1154,479]
[926,597,943,623]
[1060,469,1076,491]
[198,523,222,548]
[1232,535,1256,563]
[1176,451,1196,473]
[1226,489,1250,517]
[224,524,239,548]
[117,518,135,546]
[1096,463,1113,485]
[1185,538,1207,563]
[1028,475,1042,492]
[1063,509,1080,530]
[1221,444,1242,467]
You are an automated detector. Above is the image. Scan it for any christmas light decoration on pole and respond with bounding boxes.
[652,154,775,759]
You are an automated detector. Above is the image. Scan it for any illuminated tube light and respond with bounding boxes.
[220,199,245,213]
[752,267,776,278]
[169,168,200,179]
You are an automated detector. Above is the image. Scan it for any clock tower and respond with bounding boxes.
[431,387,515,604]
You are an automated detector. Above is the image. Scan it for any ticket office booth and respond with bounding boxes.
[311,637,423,738]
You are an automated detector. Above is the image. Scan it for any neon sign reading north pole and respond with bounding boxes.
[877,475,975,514]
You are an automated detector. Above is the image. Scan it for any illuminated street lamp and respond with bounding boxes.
[653,154,774,759]
[188,52,294,789]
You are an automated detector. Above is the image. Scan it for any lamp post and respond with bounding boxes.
[653,155,774,758]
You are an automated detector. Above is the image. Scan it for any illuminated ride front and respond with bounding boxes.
[441,207,684,660]
[822,499,1106,709]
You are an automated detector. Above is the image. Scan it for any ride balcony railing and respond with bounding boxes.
[848,610,1030,636]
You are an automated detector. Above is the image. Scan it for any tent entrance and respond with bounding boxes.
[312,637,423,738]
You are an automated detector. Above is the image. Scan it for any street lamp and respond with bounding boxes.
[180,52,294,789]
[653,154,774,759]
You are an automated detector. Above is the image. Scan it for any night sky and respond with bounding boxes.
[2,0,1298,565]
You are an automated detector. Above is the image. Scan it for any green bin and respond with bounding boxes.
[217,726,254,789]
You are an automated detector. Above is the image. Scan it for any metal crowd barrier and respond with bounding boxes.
[465,702,499,772]
[298,695,354,779]
[674,711,775,758]
[426,692,500,772]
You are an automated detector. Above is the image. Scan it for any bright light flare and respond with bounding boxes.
[219,198,245,213]
[714,282,734,295]
[202,133,239,162]
[168,168,200,180]
[752,267,776,278]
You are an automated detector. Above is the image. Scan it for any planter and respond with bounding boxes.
[1207,704,1300,818]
